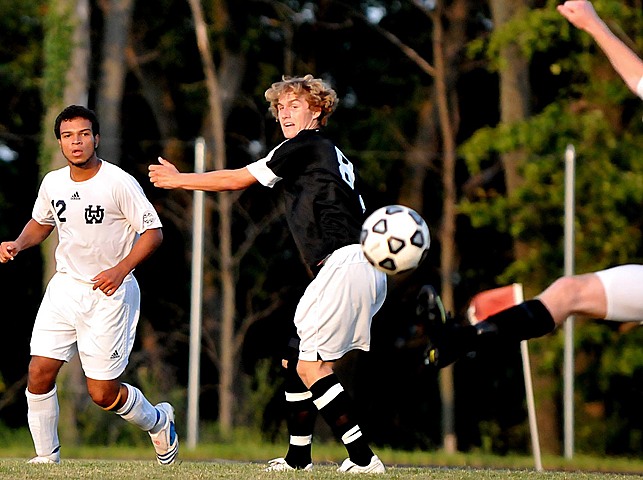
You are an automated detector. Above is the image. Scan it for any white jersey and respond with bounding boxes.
[637,76,643,100]
[595,264,643,321]
[32,160,162,283]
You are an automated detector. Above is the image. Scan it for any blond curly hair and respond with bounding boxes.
[265,74,338,126]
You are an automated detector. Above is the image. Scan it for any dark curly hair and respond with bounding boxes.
[54,105,100,139]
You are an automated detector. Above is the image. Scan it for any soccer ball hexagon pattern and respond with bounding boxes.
[360,205,430,275]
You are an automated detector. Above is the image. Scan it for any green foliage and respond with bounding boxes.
[468,3,566,70]
[0,1,43,100]
[55,366,186,448]
[3,0,643,459]
[571,323,643,455]
[41,1,74,105]
[459,94,643,448]
[236,358,282,435]
[459,95,643,287]
[600,327,643,379]
[38,1,77,175]
[458,0,643,457]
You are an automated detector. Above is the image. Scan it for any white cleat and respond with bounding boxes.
[149,402,179,465]
[27,451,60,465]
[337,455,386,474]
[265,457,313,471]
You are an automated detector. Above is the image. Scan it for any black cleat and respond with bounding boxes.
[417,285,502,368]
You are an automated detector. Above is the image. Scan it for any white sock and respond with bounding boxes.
[115,383,161,432]
[26,385,60,458]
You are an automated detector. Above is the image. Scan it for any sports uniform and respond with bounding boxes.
[248,128,387,474]
[595,265,643,321]
[2,105,178,465]
[247,129,387,362]
[31,160,161,378]
[149,75,386,473]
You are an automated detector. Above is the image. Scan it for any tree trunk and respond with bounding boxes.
[187,0,238,437]
[398,98,435,212]
[96,0,135,165]
[489,0,560,455]
[40,0,91,447]
[392,0,469,453]
[432,0,464,453]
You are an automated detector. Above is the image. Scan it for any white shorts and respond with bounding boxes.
[30,272,140,380]
[595,264,643,322]
[294,244,387,362]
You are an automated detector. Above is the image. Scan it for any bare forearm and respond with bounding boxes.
[15,219,54,250]
[172,169,254,192]
[558,1,643,95]
[118,228,163,274]
[91,228,163,296]
[587,20,643,94]
[0,219,54,263]
[149,157,257,192]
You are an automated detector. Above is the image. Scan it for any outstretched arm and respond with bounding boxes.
[149,157,258,192]
[557,0,643,97]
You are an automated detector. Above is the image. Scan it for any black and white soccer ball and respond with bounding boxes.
[360,205,430,275]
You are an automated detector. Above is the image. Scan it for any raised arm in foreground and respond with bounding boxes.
[558,0,643,97]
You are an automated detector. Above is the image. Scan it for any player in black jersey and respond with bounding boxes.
[149,75,387,473]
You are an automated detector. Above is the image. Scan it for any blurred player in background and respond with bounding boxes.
[0,105,178,465]
[421,0,643,369]
[149,74,387,473]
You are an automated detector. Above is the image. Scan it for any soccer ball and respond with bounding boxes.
[360,205,430,275]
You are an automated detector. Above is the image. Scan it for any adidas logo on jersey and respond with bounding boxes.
[110,350,120,360]
[71,192,81,200]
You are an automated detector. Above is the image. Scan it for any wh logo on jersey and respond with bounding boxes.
[85,205,105,224]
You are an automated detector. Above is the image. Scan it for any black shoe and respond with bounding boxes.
[417,285,502,368]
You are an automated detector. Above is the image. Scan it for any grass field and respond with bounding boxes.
[1,441,642,480]
[1,458,643,480]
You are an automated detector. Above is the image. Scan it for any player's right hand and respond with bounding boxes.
[149,157,180,189]
[557,0,600,32]
[0,242,18,263]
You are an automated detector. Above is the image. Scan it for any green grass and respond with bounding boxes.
[1,440,643,480]
[2,426,642,479]
[1,458,643,480]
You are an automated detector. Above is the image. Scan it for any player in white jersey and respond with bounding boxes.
[0,105,178,465]
[150,75,387,474]
[422,1,643,369]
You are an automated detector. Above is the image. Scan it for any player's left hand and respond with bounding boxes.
[149,157,180,189]
[91,267,126,296]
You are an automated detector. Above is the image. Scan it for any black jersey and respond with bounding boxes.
[248,129,366,274]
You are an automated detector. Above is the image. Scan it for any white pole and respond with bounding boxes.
[187,137,206,449]
[515,283,543,471]
[563,144,576,459]
[521,340,542,471]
